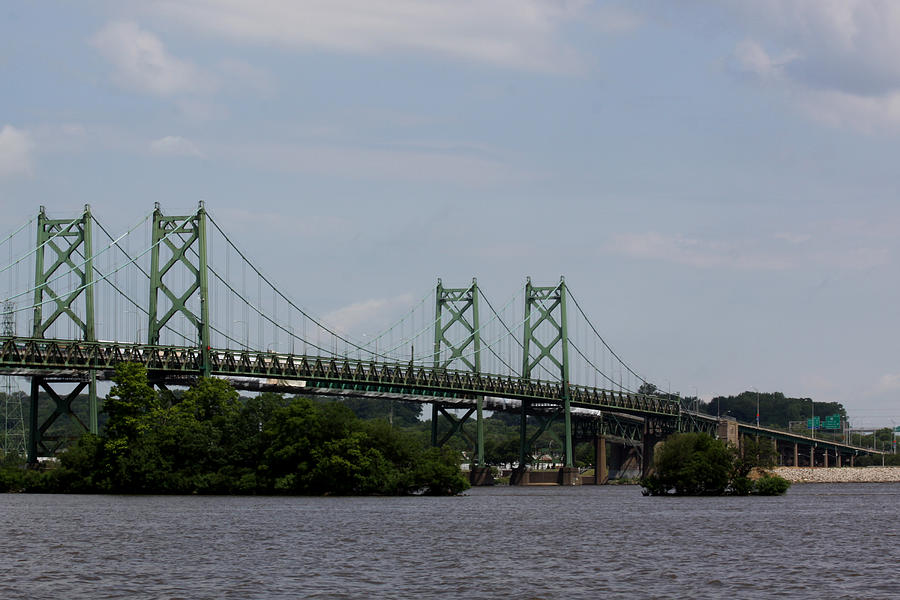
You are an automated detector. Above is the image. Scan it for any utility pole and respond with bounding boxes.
[751,386,759,427]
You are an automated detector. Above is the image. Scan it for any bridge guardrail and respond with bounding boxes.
[0,337,681,417]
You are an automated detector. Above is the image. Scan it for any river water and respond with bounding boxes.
[1,484,897,599]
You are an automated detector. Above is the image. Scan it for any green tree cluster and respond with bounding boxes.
[3,363,469,496]
[641,432,790,496]
[702,391,846,430]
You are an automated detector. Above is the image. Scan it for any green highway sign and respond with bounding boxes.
[894,426,900,433]
[823,415,841,430]
[807,416,821,429]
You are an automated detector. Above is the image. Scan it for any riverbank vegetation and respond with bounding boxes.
[0,363,469,496]
[641,432,790,496]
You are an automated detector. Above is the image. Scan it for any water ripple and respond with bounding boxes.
[0,484,897,598]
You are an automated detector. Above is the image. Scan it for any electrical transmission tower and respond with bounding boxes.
[1,301,26,459]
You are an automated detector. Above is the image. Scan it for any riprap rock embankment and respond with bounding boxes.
[773,466,900,483]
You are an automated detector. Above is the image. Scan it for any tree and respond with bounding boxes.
[642,432,790,496]
[12,363,471,496]
[643,433,733,496]
[337,397,422,427]
[703,391,847,429]
[638,382,658,396]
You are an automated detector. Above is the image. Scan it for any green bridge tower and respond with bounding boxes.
[148,202,211,379]
[430,278,491,483]
[28,205,97,462]
[512,276,576,485]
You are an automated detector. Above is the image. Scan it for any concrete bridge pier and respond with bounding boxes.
[594,436,608,485]
[717,419,739,447]
[641,425,663,479]
[510,467,529,486]
[558,467,580,486]
[469,466,494,486]
[793,443,799,467]
[606,443,641,479]
[607,443,623,479]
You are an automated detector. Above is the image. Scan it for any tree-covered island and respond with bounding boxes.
[0,363,470,495]
[641,432,790,496]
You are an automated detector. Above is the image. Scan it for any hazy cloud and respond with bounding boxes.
[145,0,601,72]
[0,125,34,177]
[875,373,900,393]
[149,135,204,157]
[213,139,523,185]
[215,208,351,238]
[323,294,415,336]
[608,229,889,271]
[608,232,791,270]
[218,58,275,95]
[724,1,900,132]
[91,21,213,96]
[730,39,797,81]
[774,232,812,244]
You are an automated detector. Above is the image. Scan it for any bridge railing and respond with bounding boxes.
[0,336,681,417]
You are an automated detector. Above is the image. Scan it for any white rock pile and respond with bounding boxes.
[773,466,900,483]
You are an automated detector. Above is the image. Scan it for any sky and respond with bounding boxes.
[2,1,900,428]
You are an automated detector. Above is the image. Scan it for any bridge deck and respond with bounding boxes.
[0,337,678,417]
[2,336,882,457]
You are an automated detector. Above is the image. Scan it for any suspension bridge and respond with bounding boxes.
[0,204,881,484]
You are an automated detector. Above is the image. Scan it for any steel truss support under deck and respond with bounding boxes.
[148,202,210,377]
[519,277,573,469]
[430,278,485,466]
[28,205,97,462]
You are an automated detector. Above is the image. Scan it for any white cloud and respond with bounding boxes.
[216,208,350,238]
[217,58,275,95]
[608,232,791,270]
[91,21,213,96]
[730,39,797,81]
[323,294,415,336]
[149,135,203,157]
[145,0,601,72]
[0,125,34,177]
[586,5,644,34]
[723,1,900,132]
[61,123,86,137]
[774,232,812,244]
[213,139,523,184]
[793,88,900,132]
[608,228,889,271]
[874,373,900,393]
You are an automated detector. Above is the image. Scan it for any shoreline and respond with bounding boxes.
[772,466,900,483]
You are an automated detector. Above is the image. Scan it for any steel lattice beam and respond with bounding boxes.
[148,202,210,376]
[28,206,97,463]
[518,277,574,468]
[430,278,486,467]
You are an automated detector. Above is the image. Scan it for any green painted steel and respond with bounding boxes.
[1,340,882,459]
[5,204,883,464]
[0,338,682,416]
[147,203,210,376]
[430,278,485,466]
[27,206,98,462]
[519,277,574,468]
